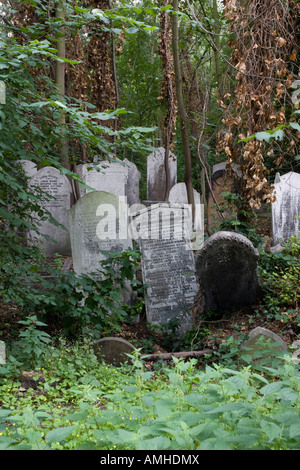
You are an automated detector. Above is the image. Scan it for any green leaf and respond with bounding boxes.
[290,424,300,439]
[45,426,76,443]
[126,27,139,34]
[260,421,282,442]
[290,122,300,131]
[136,436,171,450]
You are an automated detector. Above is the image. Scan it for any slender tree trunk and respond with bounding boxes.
[55,0,69,171]
[212,0,222,94]
[171,0,194,218]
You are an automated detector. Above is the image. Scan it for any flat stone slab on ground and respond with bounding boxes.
[93,337,136,366]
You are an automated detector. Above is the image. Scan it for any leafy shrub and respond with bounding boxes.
[0,344,300,450]
[258,236,300,312]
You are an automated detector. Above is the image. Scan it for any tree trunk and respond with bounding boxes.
[55,0,69,171]
[171,0,195,219]
[213,0,222,94]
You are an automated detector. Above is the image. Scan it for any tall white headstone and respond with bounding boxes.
[76,159,128,199]
[147,147,177,201]
[272,171,300,245]
[28,167,72,256]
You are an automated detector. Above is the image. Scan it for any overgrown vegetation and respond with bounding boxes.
[0,0,300,451]
[1,343,300,450]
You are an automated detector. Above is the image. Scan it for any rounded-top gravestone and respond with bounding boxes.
[195,231,260,312]
[93,337,136,366]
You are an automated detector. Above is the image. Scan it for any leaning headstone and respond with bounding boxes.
[130,203,199,334]
[272,171,300,245]
[76,159,128,199]
[196,231,260,312]
[124,159,141,206]
[17,160,38,178]
[28,167,72,256]
[93,337,136,366]
[207,162,241,232]
[69,191,134,305]
[240,327,289,367]
[147,147,177,201]
[0,341,5,365]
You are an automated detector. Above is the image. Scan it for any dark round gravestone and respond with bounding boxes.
[93,337,136,366]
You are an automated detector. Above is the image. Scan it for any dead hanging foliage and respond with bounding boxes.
[83,0,117,120]
[217,0,300,209]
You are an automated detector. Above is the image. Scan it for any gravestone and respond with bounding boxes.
[169,182,201,206]
[69,191,135,305]
[195,231,260,312]
[28,167,72,256]
[0,341,5,365]
[272,171,300,245]
[147,147,177,201]
[0,80,5,104]
[93,337,135,366]
[168,183,203,248]
[124,159,141,206]
[76,159,128,199]
[17,160,38,178]
[240,327,289,366]
[129,203,199,334]
[207,162,241,232]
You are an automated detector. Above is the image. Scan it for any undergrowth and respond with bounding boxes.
[0,341,300,450]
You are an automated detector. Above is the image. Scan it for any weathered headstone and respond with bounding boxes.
[207,162,241,232]
[76,159,128,199]
[240,327,289,366]
[168,182,203,248]
[195,231,260,312]
[0,80,5,104]
[272,171,300,245]
[0,341,5,365]
[69,191,135,305]
[169,182,201,206]
[124,159,141,206]
[28,167,72,256]
[130,203,199,334]
[93,337,135,366]
[17,160,38,178]
[147,147,177,201]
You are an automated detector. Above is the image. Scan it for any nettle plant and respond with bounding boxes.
[258,234,300,315]
[1,347,300,450]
